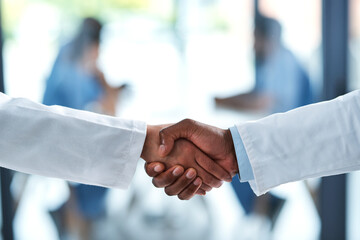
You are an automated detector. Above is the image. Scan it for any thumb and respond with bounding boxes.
[158,119,195,157]
[144,162,165,177]
[158,127,176,157]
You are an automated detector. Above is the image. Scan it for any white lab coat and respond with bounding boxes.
[236,90,360,195]
[0,93,146,189]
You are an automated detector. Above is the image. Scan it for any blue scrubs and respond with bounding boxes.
[232,46,313,215]
[43,44,108,219]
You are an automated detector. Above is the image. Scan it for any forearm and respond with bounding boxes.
[235,90,360,195]
[0,93,146,188]
[216,92,272,110]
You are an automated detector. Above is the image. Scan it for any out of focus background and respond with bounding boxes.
[0,0,359,239]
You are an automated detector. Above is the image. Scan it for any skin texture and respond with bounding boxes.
[144,119,238,200]
[159,119,238,177]
[144,163,207,197]
[141,125,231,199]
[214,93,273,111]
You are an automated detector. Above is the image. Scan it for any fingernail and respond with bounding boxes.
[172,167,183,176]
[154,164,163,173]
[217,181,224,188]
[186,169,196,179]
[159,145,166,154]
[193,178,201,186]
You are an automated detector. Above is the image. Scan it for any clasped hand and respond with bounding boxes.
[140,119,238,200]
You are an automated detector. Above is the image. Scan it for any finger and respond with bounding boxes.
[178,177,203,200]
[158,119,197,157]
[152,165,184,188]
[144,162,166,177]
[164,168,197,196]
[196,189,206,195]
[200,183,212,192]
[195,151,232,182]
[196,164,223,188]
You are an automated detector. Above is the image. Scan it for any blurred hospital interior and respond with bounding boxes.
[0,0,359,239]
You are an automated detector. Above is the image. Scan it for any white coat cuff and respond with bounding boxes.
[235,123,267,196]
[112,120,147,189]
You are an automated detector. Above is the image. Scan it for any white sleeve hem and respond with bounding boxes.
[111,120,147,189]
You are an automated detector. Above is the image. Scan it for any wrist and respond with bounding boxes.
[141,124,168,162]
[224,128,239,176]
[141,125,154,161]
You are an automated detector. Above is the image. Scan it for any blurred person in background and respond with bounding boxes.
[215,15,313,230]
[215,15,312,113]
[43,17,124,240]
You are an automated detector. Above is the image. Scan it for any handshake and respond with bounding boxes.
[140,119,239,200]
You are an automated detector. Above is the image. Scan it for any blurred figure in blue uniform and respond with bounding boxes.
[215,16,312,113]
[43,17,122,239]
[215,16,313,228]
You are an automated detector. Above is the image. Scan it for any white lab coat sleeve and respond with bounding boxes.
[0,93,147,189]
[235,90,360,195]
